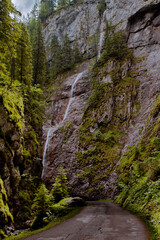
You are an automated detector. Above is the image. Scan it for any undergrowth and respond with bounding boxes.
[116,93,160,239]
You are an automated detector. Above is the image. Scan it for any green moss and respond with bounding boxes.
[0,81,24,133]
[115,93,160,239]
[76,28,140,197]
[0,178,13,223]
[0,229,6,239]
[61,121,73,144]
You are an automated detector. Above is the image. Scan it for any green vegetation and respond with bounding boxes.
[97,0,106,17]
[0,0,83,236]
[0,178,13,225]
[0,0,45,235]
[32,20,46,87]
[50,166,70,203]
[61,121,73,143]
[115,94,160,239]
[34,0,83,23]
[5,207,83,240]
[49,34,82,79]
[31,184,54,216]
[30,167,70,230]
[76,23,139,197]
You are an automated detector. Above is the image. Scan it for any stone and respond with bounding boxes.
[65,197,86,207]
[153,15,160,27]
[44,1,101,59]
[42,0,160,200]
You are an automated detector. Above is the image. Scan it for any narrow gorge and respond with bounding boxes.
[1,0,160,239]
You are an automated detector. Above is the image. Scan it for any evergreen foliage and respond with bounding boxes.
[0,1,45,230]
[38,0,82,22]
[116,94,160,239]
[95,22,132,67]
[15,23,33,86]
[77,26,138,199]
[0,178,13,224]
[0,0,21,87]
[50,166,70,203]
[49,34,82,78]
[40,0,56,22]
[61,34,73,70]
[32,184,54,216]
[97,0,106,17]
[31,169,70,230]
[32,20,46,86]
[49,34,62,77]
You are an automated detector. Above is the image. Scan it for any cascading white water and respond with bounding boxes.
[98,10,107,58]
[63,71,84,121]
[42,71,85,179]
[41,126,58,178]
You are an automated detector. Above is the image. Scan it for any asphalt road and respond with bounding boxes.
[23,201,149,240]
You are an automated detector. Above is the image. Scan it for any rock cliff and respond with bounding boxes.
[42,0,160,200]
[44,0,101,58]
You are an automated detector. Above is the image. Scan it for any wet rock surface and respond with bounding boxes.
[44,0,101,58]
[22,201,148,240]
[42,0,160,198]
[42,61,92,186]
[123,3,160,151]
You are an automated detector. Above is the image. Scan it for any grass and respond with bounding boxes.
[5,207,83,240]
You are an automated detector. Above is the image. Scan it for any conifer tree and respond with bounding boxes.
[40,0,56,21]
[57,0,67,8]
[61,33,73,71]
[0,0,21,86]
[50,166,69,203]
[27,16,37,45]
[50,34,62,77]
[32,184,54,216]
[15,23,33,87]
[32,20,46,86]
[72,40,82,64]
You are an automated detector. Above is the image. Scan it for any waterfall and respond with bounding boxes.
[42,71,85,179]
[63,71,84,121]
[41,126,58,179]
[98,10,107,58]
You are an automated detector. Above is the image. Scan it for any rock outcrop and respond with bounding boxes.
[44,0,101,58]
[42,61,92,185]
[42,0,160,199]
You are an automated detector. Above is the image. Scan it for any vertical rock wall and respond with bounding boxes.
[43,0,160,198]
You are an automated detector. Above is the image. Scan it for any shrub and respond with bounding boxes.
[97,0,106,17]
[31,184,54,216]
[50,166,69,203]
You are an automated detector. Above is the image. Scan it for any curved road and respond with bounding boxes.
[23,201,148,240]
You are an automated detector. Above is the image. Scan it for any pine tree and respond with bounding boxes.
[40,0,56,21]
[97,0,106,17]
[50,34,62,77]
[57,0,67,8]
[61,33,73,71]
[32,20,46,86]
[50,166,69,203]
[72,40,82,64]
[0,0,21,87]
[32,184,54,216]
[15,23,33,87]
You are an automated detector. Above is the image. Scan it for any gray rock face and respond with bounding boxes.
[44,0,101,58]
[123,2,160,151]
[43,0,160,198]
[42,61,92,185]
